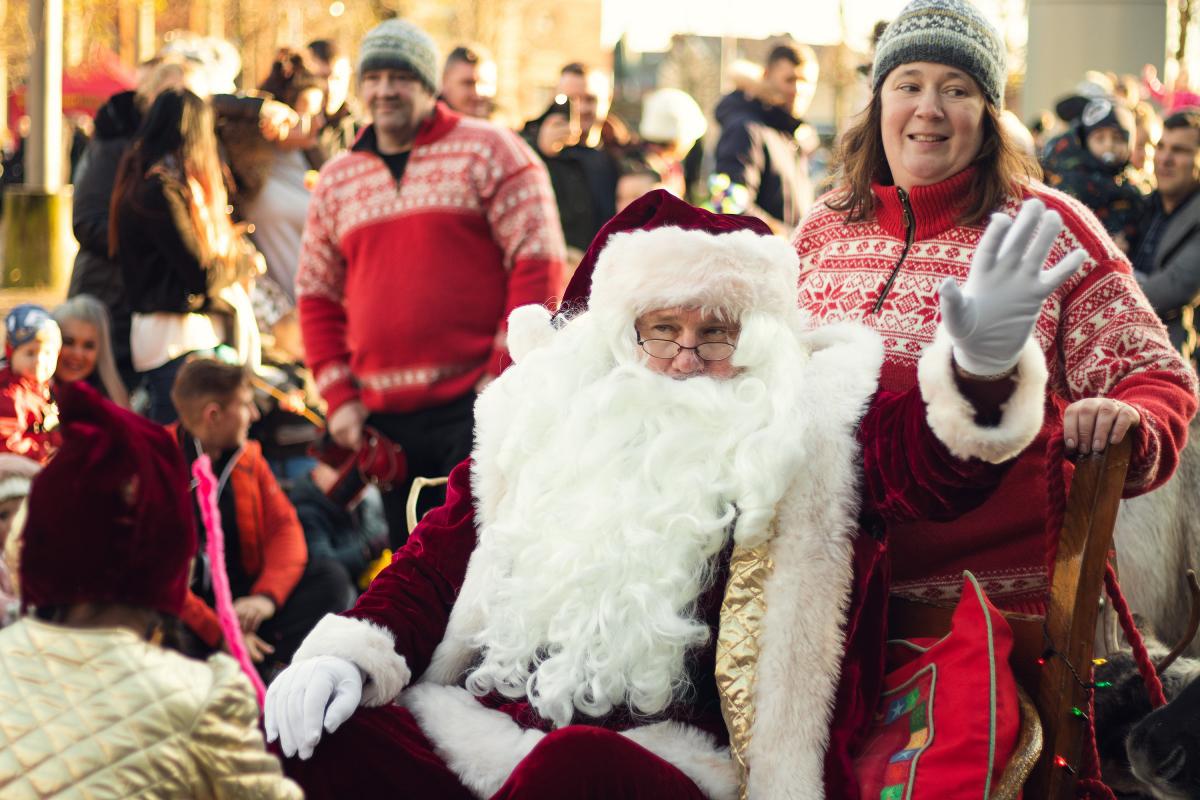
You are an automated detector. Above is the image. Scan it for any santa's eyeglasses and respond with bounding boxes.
[636,335,736,362]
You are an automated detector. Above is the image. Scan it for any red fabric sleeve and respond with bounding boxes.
[343,458,479,679]
[248,454,308,606]
[481,145,567,376]
[181,590,223,647]
[1109,370,1197,497]
[485,254,565,375]
[1053,261,1198,495]
[1031,187,1198,495]
[857,388,1015,525]
[298,295,359,417]
[296,174,359,416]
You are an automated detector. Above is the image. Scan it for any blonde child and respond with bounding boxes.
[0,305,61,461]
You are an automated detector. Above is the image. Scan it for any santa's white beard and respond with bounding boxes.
[465,315,806,728]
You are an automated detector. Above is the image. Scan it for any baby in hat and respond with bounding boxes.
[0,304,61,462]
[1043,97,1147,250]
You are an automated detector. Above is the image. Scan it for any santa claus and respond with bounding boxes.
[265,191,1081,798]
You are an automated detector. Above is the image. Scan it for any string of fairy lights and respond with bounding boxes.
[1035,626,1113,778]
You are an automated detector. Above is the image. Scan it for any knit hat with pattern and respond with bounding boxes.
[358,19,439,94]
[872,0,1007,106]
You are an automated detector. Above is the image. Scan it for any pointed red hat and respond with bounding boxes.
[19,382,197,615]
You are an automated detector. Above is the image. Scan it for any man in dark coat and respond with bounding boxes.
[520,64,619,253]
[1130,109,1200,357]
[708,43,818,234]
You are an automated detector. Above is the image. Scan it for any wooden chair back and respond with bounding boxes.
[887,436,1132,798]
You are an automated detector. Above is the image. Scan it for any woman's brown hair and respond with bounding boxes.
[108,88,230,260]
[259,48,324,111]
[826,91,1042,227]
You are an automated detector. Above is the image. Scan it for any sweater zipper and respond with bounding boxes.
[870,187,916,314]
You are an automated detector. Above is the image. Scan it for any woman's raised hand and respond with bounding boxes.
[939,199,1086,377]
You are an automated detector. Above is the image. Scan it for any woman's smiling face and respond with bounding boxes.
[880,61,986,190]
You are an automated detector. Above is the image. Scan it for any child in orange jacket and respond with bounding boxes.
[170,358,353,675]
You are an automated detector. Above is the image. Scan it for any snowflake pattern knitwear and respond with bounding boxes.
[297,104,566,417]
[795,169,1197,611]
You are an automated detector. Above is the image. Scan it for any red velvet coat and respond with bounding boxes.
[294,328,1048,797]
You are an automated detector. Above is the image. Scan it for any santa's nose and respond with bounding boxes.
[670,348,704,376]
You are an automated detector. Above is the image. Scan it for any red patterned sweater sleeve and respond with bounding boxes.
[480,131,568,375]
[343,459,478,678]
[296,169,358,415]
[1032,187,1198,495]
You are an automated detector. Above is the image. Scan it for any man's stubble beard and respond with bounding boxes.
[372,97,428,150]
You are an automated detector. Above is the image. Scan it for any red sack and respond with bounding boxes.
[854,572,1021,799]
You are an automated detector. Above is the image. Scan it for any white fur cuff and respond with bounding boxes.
[621,722,739,800]
[918,329,1047,464]
[292,614,412,706]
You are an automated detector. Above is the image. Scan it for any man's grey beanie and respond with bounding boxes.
[358,19,440,93]
[872,0,1007,106]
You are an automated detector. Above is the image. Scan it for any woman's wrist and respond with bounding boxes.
[951,357,1017,382]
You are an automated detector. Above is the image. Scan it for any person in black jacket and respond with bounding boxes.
[69,62,194,387]
[288,462,387,593]
[70,60,297,391]
[109,89,263,424]
[707,43,819,234]
[520,64,619,254]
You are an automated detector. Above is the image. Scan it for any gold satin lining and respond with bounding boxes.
[992,685,1043,800]
[716,542,774,798]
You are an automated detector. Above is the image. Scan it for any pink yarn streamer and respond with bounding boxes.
[192,455,267,706]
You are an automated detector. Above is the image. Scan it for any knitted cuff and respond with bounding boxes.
[315,362,361,419]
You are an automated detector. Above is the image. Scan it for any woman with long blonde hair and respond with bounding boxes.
[52,294,131,408]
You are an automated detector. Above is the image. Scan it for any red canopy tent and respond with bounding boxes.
[7,49,136,138]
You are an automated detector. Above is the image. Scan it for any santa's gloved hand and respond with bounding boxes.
[939,199,1086,377]
[264,656,363,760]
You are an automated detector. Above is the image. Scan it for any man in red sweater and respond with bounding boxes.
[297,19,566,544]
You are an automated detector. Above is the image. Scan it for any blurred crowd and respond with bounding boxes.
[0,9,1196,673]
[0,6,1197,795]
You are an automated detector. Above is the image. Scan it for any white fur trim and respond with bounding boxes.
[621,722,739,800]
[505,304,555,363]
[404,682,739,800]
[403,684,544,799]
[745,323,882,799]
[292,614,411,706]
[589,227,800,318]
[918,329,1048,464]
[0,475,31,503]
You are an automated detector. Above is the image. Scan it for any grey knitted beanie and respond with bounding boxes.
[358,19,440,94]
[872,0,1007,106]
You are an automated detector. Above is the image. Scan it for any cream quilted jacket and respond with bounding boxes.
[0,618,303,799]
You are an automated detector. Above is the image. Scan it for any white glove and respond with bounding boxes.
[939,199,1086,376]
[264,656,363,760]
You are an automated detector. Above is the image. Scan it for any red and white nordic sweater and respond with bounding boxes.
[794,168,1198,612]
[296,103,567,417]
